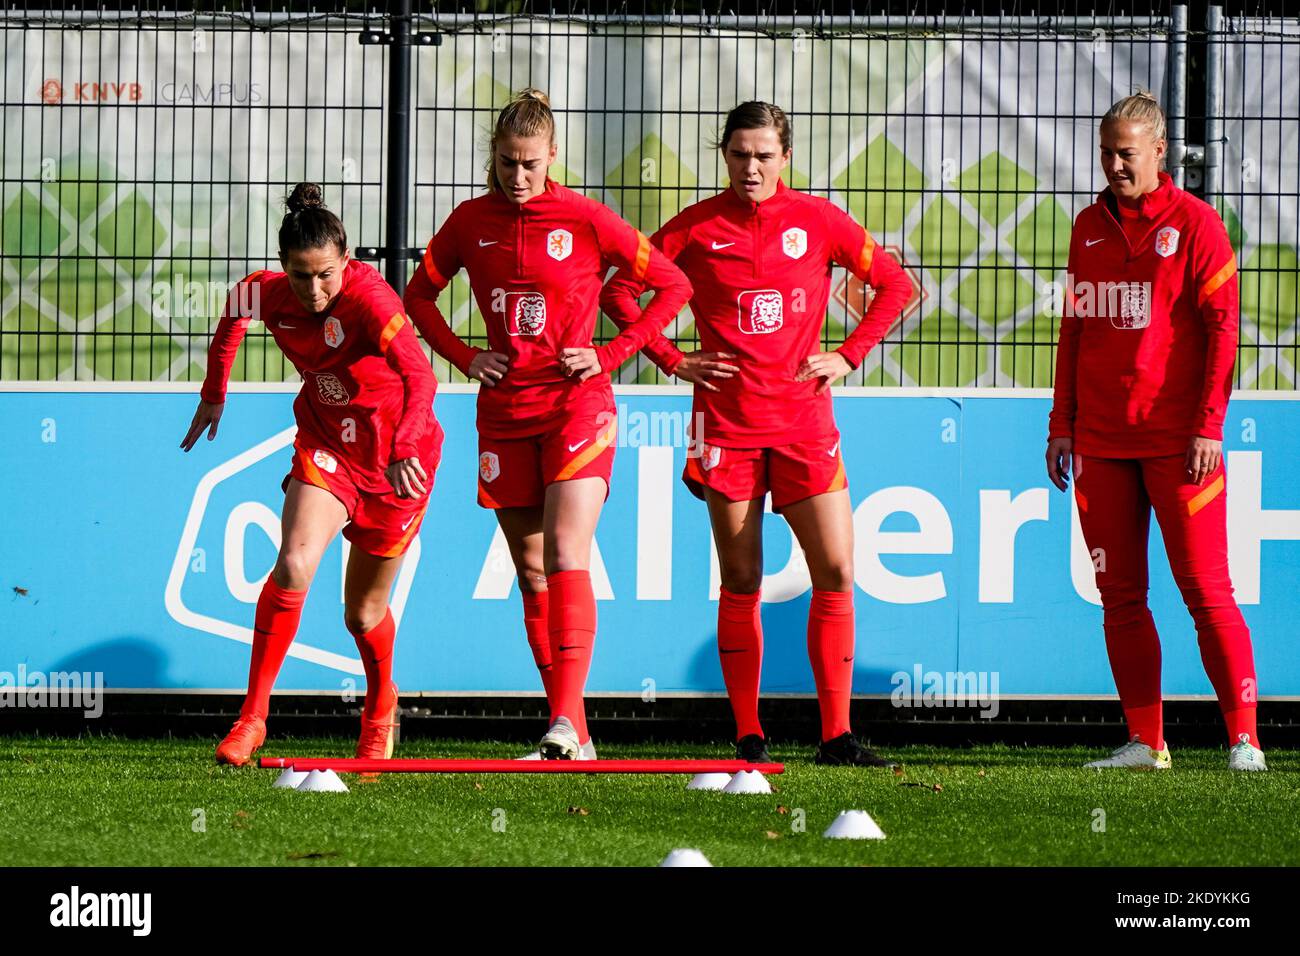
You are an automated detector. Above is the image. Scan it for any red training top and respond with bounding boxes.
[1049,171,1240,458]
[404,178,692,440]
[601,179,913,447]
[202,259,440,493]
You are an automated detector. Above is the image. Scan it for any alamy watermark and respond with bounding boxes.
[890,664,1000,719]
[0,665,104,718]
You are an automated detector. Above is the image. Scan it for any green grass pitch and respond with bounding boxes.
[2,736,1296,867]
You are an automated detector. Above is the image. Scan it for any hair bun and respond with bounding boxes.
[515,87,551,108]
[286,182,325,214]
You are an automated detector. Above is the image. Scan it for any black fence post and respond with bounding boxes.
[384,0,414,293]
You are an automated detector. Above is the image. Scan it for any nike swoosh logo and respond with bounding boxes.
[279,323,296,329]
[567,439,589,453]
[842,656,854,663]
[478,239,498,247]
[558,645,583,652]
[719,648,747,654]
[401,517,415,530]
[1085,238,1105,247]
[827,442,840,457]
[711,241,735,250]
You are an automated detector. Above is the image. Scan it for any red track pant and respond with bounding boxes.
[1073,454,1259,747]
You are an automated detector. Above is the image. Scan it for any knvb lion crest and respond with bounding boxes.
[781,227,808,259]
[323,316,345,348]
[312,449,339,474]
[1154,226,1180,258]
[479,451,500,483]
[547,229,573,261]
[700,443,722,472]
[1112,282,1151,330]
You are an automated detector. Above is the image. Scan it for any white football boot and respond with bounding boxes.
[1084,737,1171,770]
[538,715,582,760]
[519,739,596,760]
[1227,734,1267,771]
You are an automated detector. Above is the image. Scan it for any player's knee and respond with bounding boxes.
[719,568,763,594]
[543,537,590,574]
[810,559,854,593]
[273,551,317,591]
[518,568,548,594]
[343,602,386,636]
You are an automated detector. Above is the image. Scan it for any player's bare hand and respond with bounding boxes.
[560,347,603,382]
[674,351,739,392]
[180,400,224,452]
[386,457,428,499]
[1046,437,1074,492]
[468,351,510,386]
[1185,436,1222,486]
[795,351,853,394]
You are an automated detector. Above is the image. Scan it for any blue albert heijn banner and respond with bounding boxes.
[1,384,1297,698]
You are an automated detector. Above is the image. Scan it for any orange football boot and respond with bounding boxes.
[215,716,267,766]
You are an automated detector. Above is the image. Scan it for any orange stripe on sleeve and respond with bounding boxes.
[1198,257,1237,306]
[856,235,876,275]
[422,240,448,286]
[1187,473,1226,516]
[553,417,618,482]
[378,312,406,353]
[632,232,652,281]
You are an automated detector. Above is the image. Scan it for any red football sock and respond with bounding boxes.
[718,587,764,740]
[240,576,308,720]
[347,607,396,719]
[547,570,596,744]
[522,589,556,709]
[808,589,855,742]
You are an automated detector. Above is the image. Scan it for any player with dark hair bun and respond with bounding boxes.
[182,182,443,767]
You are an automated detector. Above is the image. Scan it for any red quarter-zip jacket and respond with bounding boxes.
[201,259,440,493]
[601,179,912,447]
[1049,172,1240,458]
[404,179,692,440]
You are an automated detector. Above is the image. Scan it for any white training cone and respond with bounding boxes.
[659,849,713,867]
[273,768,309,789]
[823,810,886,840]
[686,772,732,791]
[295,769,350,793]
[722,770,772,795]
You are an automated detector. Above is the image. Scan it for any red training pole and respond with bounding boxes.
[259,757,784,774]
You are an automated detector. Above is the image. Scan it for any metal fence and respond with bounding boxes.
[1,3,1296,389]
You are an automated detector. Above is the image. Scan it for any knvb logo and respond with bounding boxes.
[40,78,143,103]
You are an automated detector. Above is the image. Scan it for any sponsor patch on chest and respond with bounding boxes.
[738,289,784,334]
[314,371,351,405]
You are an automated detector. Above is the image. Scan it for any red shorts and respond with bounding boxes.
[683,433,847,512]
[476,408,618,510]
[285,434,441,558]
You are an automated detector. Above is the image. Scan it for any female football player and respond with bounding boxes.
[181,183,443,766]
[404,89,691,758]
[1047,91,1264,771]
[602,102,913,766]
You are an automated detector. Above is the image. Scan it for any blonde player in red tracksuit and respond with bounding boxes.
[603,102,913,766]
[404,89,691,759]
[1048,92,1266,771]
[182,183,443,767]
